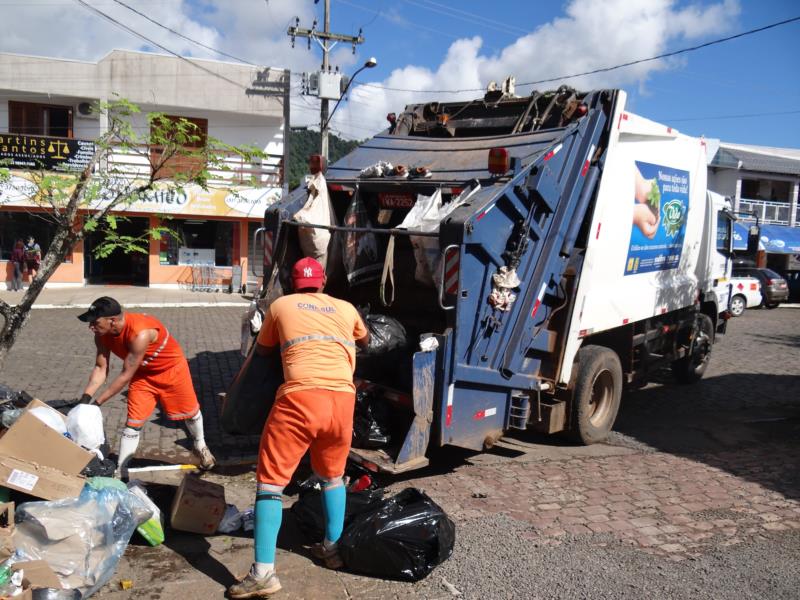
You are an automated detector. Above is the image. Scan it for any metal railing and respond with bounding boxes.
[737,198,792,225]
[106,143,282,187]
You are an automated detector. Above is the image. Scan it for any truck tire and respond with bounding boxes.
[671,313,714,384]
[569,346,622,445]
[729,294,746,317]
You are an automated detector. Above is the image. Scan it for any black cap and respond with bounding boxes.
[77,297,123,322]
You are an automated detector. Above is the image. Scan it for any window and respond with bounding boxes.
[149,115,208,179]
[0,212,71,263]
[716,211,731,253]
[160,219,233,267]
[9,101,73,137]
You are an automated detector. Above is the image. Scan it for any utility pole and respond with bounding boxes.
[288,0,364,160]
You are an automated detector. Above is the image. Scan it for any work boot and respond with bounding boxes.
[193,445,216,470]
[310,542,344,569]
[228,570,281,599]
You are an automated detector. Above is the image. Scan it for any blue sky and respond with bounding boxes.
[2,0,799,147]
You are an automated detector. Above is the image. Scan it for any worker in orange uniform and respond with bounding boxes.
[77,296,215,475]
[229,258,369,599]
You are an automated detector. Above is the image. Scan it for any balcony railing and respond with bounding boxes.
[107,143,282,188]
[738,198,793,226]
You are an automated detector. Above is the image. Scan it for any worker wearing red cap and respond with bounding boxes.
[229,257,369,599]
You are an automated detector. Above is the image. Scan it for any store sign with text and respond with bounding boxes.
[0,133,95,172]
[0,170,282,218]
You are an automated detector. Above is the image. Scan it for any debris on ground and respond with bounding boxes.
[169,474,226,535]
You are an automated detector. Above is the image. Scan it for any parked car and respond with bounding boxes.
[732,267,789,308]
[727,276,762,317]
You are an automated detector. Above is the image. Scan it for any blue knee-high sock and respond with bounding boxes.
[321,483,346,544]
[254,492,283,564]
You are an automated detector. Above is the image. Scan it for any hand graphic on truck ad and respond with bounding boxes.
[624,161,689,276]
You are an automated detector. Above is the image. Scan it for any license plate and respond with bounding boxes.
[378,192,416,209]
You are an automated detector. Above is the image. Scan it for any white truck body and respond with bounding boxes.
[559,94,730,384]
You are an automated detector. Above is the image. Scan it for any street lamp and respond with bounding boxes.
[321,57,378,159]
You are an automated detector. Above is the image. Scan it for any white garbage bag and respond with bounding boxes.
[295,172,334,269]
[66,404,106,452]
[29,405,68,436]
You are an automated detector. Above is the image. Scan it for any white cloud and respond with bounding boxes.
[333,0,741,139]
[0,0,741,140]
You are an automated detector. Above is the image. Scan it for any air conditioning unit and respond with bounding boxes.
[75,102,100,120]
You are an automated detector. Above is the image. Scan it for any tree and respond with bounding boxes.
[287,128,362,190]
[0,99,264,367]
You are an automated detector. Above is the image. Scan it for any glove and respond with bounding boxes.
[79,393,95,405]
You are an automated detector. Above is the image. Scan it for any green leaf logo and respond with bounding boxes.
[662,199,685,237]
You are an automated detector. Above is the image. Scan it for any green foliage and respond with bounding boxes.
[287,128,363,190]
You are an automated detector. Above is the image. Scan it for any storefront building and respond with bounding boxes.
[0,50,287,289]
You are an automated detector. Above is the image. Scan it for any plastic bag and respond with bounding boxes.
[339,488,455,582]
[399,190,443,287]
[361,313,407,356]
[28,406,68,436]
[66,404,105,452]
[127,483,165,546]
[221,347,284,435]
[342,192,383,286]
[217,504,243,534]
[352,389,391,449]
[291,487,385,541]
[295,172,334,269]
[13,483,151,598]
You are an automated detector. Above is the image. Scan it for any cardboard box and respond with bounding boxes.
[0,502,13,561]
[12,560,63,599]
[0,399,91,500]
[170,475,225,535]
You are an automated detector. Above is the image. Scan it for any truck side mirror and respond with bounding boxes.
[747,225,760,255]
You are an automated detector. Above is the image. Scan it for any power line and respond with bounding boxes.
[359,15,800,93]
[108,0,257,66]
[663,109,800,123]
[402,0,528,36]
[71,0,258,92]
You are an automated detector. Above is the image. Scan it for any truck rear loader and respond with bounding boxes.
[231,85,744,474]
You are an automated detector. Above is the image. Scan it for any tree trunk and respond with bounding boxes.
[0,226,78,370]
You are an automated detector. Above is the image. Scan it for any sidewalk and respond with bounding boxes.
[0,285,251,308]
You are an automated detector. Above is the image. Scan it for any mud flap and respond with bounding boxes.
[349,349,436,474]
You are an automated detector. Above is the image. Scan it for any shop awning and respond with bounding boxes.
[759,224,800,254]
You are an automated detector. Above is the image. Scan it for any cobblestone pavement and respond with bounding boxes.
[3,306,799,598]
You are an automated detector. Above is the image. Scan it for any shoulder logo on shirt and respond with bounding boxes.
[296,302,336,313]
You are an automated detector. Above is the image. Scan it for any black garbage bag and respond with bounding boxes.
[352,389,391,449]
[291,487,386,541]
[338,488,455,582]
[221,348,284,435]
[361,313,407,356]
[81,456,117,478]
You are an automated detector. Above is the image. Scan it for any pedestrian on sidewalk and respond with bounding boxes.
[229,258,369,599]
[76,296,216,475]
[23,236,41,283]
[9,239,25,291]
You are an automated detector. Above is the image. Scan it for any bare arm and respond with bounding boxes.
[83,336,111,398]
[94,329,154,406]
[255,341,277,356]
[355,331,370,349]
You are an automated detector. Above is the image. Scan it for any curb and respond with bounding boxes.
[23,302,249,309]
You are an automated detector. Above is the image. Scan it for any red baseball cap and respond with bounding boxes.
[292,257,325,289]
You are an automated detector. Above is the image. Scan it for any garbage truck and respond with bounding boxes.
[232,85,750,474]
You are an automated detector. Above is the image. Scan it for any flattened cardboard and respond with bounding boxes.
[0,399,93,475]
[0,456,85,501]
[170,475,226,535]
[12,560,63,590]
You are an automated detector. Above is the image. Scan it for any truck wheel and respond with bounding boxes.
[671,313,714,384]
[729,294,746,317]
[569,346,622,445]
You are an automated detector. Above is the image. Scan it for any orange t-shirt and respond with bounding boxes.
[99,312,186,376]
[257,293,368,398]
